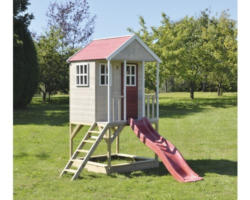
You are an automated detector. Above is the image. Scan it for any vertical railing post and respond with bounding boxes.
[142,61,145,117]
[156,62,159,119]
[152,95,155,119]
[107,60,111,122]
[123,60,127,121]
[147,95,150,118]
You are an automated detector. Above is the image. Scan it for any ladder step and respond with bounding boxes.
[71,159,83,162]
[90,136,98,140]
[64,169,77,174]
[77,149,89,153]
[89,130,100,134]
[83,139,95,143]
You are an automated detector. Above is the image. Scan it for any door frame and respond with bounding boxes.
[121,62,138,120]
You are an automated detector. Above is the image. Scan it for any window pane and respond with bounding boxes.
[80,76,83,84]
[131,76,135,85]
[84,65,87,73]
[80,65,83,74]
[131,66,135,75]
[126,76,130,85]
[101,65,105,74]
[126,66,130,75]
[101,76,105,85]
[76,76,79,84]
[76,65,79,74]
[84,76,87,85]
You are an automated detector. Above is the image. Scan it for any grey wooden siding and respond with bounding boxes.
[95,60,122,121]
[70,60,143,123]
[112,40,155,62]
[69,61,96,123]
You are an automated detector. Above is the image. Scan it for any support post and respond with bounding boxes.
[156,62,159,119]
[107,60,112,122]
[107,128,111,173]
[69,123,73,158]
[142,61,145,117]
[116,134,120,154]
[123,60,127,121]
[154,122,159,161]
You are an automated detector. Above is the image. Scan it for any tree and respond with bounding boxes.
[14,0,39,108]
[129,10,237,97]
[128,16,168,91]
[34,0,96,100]
[156,14,210,99]
[46,0,96,49]
[35,28,70,102]
[206,12,237,96]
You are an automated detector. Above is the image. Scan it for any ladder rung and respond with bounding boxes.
[71,159,83,162]
[64,169,77,174]
[90,136,98,140]
[77,149,89,153]
[89,130,100,134]
[83,139,95,143]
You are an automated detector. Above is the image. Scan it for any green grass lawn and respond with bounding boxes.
[14,92,237,200]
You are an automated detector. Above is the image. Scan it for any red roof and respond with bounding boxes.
[68,35,132,62]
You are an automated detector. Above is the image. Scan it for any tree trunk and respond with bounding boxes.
[217,83,223,96]
[190,81,194,99]
[202,75,207,92]
[202,81,206,92]
[42,92,46,103]
[48,92,51,102]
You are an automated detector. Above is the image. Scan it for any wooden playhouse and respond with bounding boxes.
[60,35,161,180]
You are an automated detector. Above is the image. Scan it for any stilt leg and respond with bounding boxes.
[69,123,73,158]
[107,128,111,174]
[154,122,159,161]
[116,134,120,154]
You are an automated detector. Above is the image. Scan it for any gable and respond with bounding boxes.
[112,40,156,62]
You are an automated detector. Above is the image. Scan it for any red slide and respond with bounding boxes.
[130,117,203,182]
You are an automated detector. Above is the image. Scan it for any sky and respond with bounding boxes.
[28,0,237,39]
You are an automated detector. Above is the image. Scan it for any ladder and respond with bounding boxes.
[60,122,109,180]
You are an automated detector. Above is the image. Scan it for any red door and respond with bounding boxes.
[121,63,138,120]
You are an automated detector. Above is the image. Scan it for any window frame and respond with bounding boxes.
[99,63,110,86]
[126,64,136,87]
[76,64,89,87]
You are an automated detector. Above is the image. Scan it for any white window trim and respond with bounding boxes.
[99,63,112,86]
[126,64,136,86]
[76,64,89,87]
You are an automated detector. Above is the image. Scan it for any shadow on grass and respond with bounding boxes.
[13,94,237,125]
[14,152,50,160]
[122,159,237,178]
[160,95,237,118]
[14,96,69,126]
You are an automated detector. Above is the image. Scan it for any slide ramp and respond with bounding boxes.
[130,117,203,182]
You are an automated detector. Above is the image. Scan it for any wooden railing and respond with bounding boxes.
[112,96,124,122]
[145,94,157,119]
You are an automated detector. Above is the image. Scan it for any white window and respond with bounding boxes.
[99,63,109,86]
[126,64,136,86]
[76,64,89,86]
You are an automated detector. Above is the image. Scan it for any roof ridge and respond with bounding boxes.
[92,35,133,41]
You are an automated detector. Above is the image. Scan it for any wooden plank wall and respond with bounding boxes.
[69,61,96,123]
